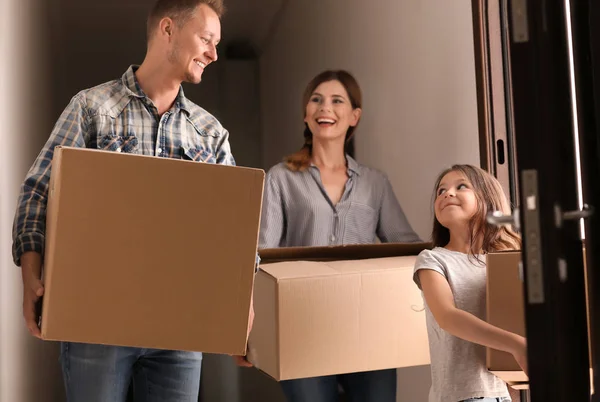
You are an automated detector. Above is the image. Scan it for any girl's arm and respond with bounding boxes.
[418,269,528,373]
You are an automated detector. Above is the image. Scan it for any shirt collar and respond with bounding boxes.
[346,155,361,176]
[309,154,362,176]
[121,65,191,115]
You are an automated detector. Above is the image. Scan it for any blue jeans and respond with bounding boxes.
[280,369,397,402]
[59,342,202,402]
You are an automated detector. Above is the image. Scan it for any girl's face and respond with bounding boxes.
[434,170,479,229]
[304,80,361,143]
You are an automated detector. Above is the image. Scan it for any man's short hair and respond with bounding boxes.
[147,0,225,40]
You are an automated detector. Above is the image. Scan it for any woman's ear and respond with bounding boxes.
[350,108,362,127]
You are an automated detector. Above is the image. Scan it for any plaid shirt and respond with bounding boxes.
[12,65,236,266]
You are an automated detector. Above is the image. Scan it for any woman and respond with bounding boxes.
[259,70,421,402]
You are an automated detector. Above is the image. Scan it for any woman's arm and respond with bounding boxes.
[258,173,286,249]
[377,175,421,243]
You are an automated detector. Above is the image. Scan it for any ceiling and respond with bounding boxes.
[57,0,288,56]
[219,0,288,54]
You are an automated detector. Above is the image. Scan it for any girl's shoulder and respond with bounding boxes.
[415,247,483,271]
[414,247,450,271]
[417,247,451,260]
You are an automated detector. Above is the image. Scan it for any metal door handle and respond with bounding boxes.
[486,208,521,230]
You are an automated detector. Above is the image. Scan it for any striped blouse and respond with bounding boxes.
[259,155,421,248]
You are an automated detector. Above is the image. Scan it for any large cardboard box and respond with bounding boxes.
[247,243,431,381]
[41,146,264,355]
[486,251,528,384]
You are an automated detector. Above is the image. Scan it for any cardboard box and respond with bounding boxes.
[41,146,264,355]
[486,251,528,383]
[247,243,431,381]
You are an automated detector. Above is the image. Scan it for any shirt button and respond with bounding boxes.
[116,147,122,152]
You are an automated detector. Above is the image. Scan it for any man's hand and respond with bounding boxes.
[247,294,255,336]
[233,355,253,367]
[21,251,44,338]
[233,293,255,367]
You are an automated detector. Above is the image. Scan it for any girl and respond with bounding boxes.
[259,70,421,402]
[413,164,527,402]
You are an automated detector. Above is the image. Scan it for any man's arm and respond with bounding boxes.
[13,93,89,337]
[13,93,89,265]
[214,125,258,366]
[214,127,236,166]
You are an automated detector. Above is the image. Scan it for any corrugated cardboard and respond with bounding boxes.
[486,251,528,383]
[248,243,431,381]
[41,146,264,355]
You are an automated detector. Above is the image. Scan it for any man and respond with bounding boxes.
[12,0,251,400]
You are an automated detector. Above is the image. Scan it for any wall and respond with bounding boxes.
[260,0,480,240]
[0,0,66,400]
[259,1,481,400]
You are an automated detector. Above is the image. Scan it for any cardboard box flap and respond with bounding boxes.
[259,255,419,280]
[259,242,431,264]
[490,370,529,384]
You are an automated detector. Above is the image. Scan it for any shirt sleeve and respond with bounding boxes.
[377,174,422,243]
[258,170,286,249]
[12,93,88,266]
[214,127,236,166]
[413,249,447,290]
